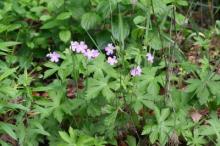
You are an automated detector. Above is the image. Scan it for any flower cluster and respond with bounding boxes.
[70,41,99,60]
[104,43,118,66]
[46,41,154,78]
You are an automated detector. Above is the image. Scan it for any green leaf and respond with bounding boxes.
[111,14,130,42]
[147,81,160,95]
[68,127,76,140]
[97,1,116,18]
[142,125,152,135]
[0,41,21,53]
[133,100,143,113]
[149,130,158,144]
[0,67,17,81]
[133,16,146,25]
[126,135,137,146]
[54,109,64,123]
[6,103,28,111]
[0,122,17,140]
[44,68,58,79]
[40,20,61,29]
[86,77,114,101]
[175,12,187,25]
[104,110,118,126]
[59,30,71,43]
[102,87,115,101]
[59,131,72,143]
[81,12,101,30]
[159,108,170,122]
[57,12,72,20]
[185,79,201,93]
[40,15,51,21]
[207,81,220,95]
[46,0,64,11]
[0,41,21,49]
[197,87,210,104]
[142,100,156,110]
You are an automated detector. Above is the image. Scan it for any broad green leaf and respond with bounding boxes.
[81,12,101,30]
[40,20,61,29]
[126,135,137,146]
[133,16,146,25]
[97,1,116,18]
[0,41,21,49]
[57,12,72,20]
[111,14,130,42]
[59,30,71,43]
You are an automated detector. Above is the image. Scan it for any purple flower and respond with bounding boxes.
[92,49,100,58]
[84,49,100,60]
[130,66,142,77]
[70,41,79,52]
[76,41,87,53]
[83,49,93,60]
[104,43,115,55]
[47,51,60,63]
[107,56,118,65]
[146,53,154,63]
[69,41,99,60]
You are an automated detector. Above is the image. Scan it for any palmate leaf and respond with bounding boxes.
[16,120,50,145]
[43,62,59,79]
[137,67,157,87]
[0,122,17,140]
[131,93,157,113]
[58,127,100,146]
[0,67,17,81]
[33,80,66,122]
[87,54,118,78]
[200,116,220,143]
[86,76,115,101]
[104,110,118,127]
[186,75,220,104]
[142,108,173,145]
[137,67,163,94]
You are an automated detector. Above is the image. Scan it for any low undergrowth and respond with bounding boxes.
[0,0,220,146]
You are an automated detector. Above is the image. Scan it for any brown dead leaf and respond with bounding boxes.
[191,111,202,122]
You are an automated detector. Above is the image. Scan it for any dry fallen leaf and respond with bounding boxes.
[191,111,202,122]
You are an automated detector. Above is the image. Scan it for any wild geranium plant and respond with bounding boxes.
[1,0,220,146]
